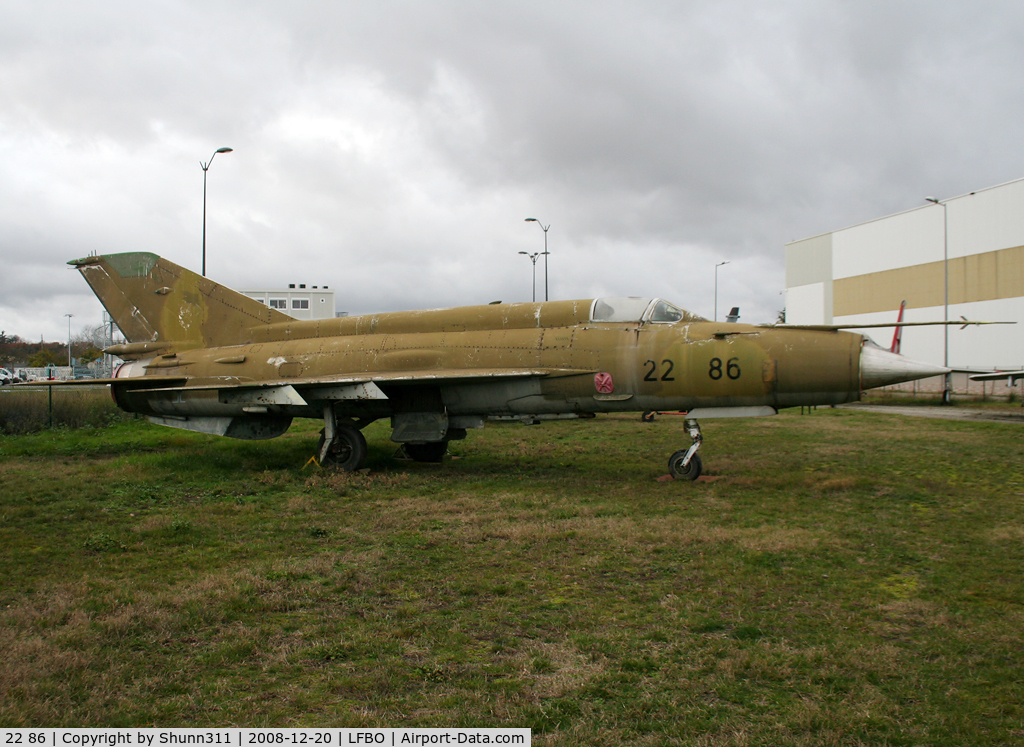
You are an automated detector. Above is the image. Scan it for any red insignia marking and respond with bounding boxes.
[594,372,615,394]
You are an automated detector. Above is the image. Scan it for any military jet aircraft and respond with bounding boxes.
[54,252,951,479]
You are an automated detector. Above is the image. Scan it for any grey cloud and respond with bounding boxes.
[3,1,1024,340]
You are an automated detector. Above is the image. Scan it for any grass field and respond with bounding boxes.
[1,406,1023,744]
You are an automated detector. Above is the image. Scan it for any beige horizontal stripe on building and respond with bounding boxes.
[834,244,1024,316]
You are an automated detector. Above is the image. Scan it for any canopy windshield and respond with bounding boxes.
[590,297,706,324]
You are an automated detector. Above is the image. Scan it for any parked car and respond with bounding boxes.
[0,368,15,385]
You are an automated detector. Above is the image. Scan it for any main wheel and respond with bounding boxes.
[317,424,368,471]
[668,450,702,481]
[404,441,448,463]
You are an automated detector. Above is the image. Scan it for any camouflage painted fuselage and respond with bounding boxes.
[68,252,927,447]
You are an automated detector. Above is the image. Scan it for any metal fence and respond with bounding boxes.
[0,383,123,433]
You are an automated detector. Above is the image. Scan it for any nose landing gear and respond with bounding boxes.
[667,417,703,480]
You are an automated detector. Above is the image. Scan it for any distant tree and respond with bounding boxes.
[79,347,103,364]
[0,338,63,368]
[28,348,64,367]
[73,324,109,349]
[0,331,21,366]
[777,308,786,324]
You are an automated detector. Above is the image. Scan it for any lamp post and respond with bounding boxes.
[925,196,951,405]
[714,261,729,322]
[524,218,550,300]
[201,147,234,277]
[64,313,73,373]
[518,251,545,302]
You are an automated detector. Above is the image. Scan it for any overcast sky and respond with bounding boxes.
[3,1,1024,342]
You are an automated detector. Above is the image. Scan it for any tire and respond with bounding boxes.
[404,441,448,463]
[668,450,702,481]
[317,424,368,471]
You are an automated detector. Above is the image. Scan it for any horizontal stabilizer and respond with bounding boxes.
[16,377,188,388]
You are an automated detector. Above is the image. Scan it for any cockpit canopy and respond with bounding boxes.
[590,297,706,324]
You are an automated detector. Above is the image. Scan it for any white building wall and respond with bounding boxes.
[242,289,336,320]
[949,297,1024,370]
[785,283,829,325]
[831,299,1024,371]
[787,176,1024,372]
[952,179,1024,257]
[832,206,943,279]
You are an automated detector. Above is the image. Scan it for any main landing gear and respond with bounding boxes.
[317,423,367,471]
[316,405,456,471]
[667,418,703,481]
[318,406,368,471]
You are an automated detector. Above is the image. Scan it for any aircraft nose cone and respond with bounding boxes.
[860,345,950,389]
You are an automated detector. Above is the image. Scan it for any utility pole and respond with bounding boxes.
[201,147,234,276]
[524,218,551,300]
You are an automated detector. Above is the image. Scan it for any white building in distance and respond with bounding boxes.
[785,177,1024,371]
[241,284,338,320]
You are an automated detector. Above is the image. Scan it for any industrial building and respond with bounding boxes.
[785,177,1024,373]
[241,284,337,320]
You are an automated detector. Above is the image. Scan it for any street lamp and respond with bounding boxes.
[518,250,548,302]
[714,261,730,322]
[64,313,73,373]
[524,218,551,301]
[201,147,234,277]
[925,196,951,405]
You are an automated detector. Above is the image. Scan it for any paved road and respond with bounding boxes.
[839,402,1024,423]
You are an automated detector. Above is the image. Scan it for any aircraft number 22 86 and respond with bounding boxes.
[643,357,741,382]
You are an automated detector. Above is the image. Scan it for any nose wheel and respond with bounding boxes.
[668,418,703,481]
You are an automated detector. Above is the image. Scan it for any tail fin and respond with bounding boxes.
[69,252,293,349]
[890,300,906,354]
